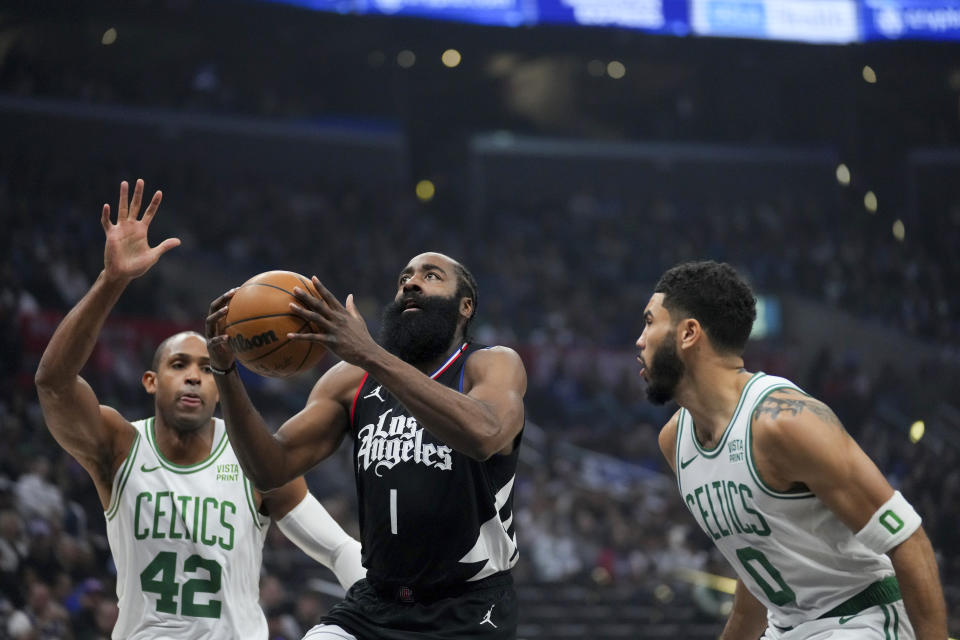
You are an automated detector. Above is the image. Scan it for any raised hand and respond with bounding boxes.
[288,277,378,366]
[101,179,180,281]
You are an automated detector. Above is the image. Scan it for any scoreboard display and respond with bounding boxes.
[262,0,960,43]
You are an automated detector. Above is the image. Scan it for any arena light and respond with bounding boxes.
[909,420,925,443]
[397,50,416,68]
[415,179,435,202]
[892,219,906,242]
[607,60,626,79]
[864,190,878,213]
[835,163,851,186]
[101,27,118,45]
[862,65,877,83]
[441,49,462,68]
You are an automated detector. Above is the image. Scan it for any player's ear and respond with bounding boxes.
[678,318,702,351]
[459,296,473,321]
[142,371,158,395]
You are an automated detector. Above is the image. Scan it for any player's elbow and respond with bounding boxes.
[464,426,507,461]
[248,468,289,493]
[34,365,67,394]
[34,364,54,390]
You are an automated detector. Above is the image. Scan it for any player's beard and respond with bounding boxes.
[646,331,685,405]
[380,293,461,365]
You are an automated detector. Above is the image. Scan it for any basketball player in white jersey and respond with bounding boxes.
[637,260,946,639]
[35,179,365,639]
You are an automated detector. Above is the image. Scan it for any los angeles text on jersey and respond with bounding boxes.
[684,481,771,540]
[131,491,239,550]
[357,408,453,477]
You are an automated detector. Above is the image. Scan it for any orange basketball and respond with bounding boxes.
[223,271,327,378]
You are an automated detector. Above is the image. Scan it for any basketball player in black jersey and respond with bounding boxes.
[205,252,527,640]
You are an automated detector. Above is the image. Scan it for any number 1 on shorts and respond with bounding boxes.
[390,489,398,534]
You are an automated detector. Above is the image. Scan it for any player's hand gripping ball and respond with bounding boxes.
[224,271,327,377]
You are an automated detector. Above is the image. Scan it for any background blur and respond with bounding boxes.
[1,0,959,638]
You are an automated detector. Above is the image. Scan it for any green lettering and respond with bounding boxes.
[152,491,170,539]
[219,501,236,551]
[707,481,731,537]
[694,486,720,539]
[192,497,200,543]
[725,482,747,534]
[879,510,904,535]
[177,494,193,540]
[201,498,218,546]
[736,546,796,606]
[168,492,183,540]
[134,492,152,540]
[738,484,771,537]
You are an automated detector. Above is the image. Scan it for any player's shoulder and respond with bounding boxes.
[659,409,681,441]
[657,410,682,472]
[467,344,524,368]
[464,345,527,390]
[751,387,845,449]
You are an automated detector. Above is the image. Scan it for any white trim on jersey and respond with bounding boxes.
[459,474,519,581]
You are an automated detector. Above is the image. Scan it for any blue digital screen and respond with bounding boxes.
[358,0,534,27]
[861,0,960,41]
[691,0,861,43]
[536,0,691,35]
[262,0,960,42]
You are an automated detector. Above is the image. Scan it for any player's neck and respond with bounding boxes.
[676,361,753,448]
[411,337,467,376]
[153,415,218,466]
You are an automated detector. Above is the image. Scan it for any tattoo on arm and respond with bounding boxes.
[755,393,844,428]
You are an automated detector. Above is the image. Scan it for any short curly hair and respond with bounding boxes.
[654,261,756,354]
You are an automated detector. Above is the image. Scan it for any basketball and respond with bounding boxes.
[223,270,327,377]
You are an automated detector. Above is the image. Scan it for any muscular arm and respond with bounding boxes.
[360,346,526,460]
[888,528,947,639]
[213,362,362,490]
[719,579,768,640]
[260,478,365,590]
[34,272,136,504]
[753,389,947,638]
[35,181,174,507]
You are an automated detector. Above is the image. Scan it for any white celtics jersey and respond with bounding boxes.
[675,373,895,629]
[104,418,270,640]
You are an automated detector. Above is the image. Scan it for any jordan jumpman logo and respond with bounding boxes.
[480,604,497,628]
[363,385,386,402]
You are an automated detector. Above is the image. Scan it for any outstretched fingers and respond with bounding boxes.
[151,237,181,260]
[100,204,112,233]
[141,189,163,223]
[117,181,129,220]
[129,179,144,219]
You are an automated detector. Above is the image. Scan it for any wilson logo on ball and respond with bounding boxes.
[228,330,279,353]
